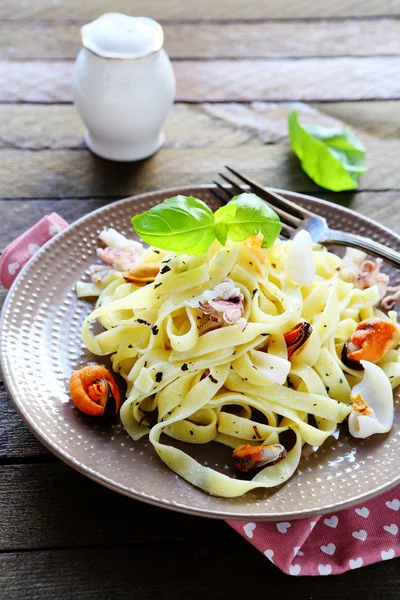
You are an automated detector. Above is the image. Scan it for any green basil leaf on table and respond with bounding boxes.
[214,193,281,249]
[131,195,215,255]
[288,111,367,192]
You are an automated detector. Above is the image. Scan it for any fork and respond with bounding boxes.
[210,167,400,268]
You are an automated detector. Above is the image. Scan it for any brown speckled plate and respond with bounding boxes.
[1,186,400,521]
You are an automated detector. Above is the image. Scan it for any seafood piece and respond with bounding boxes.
[232,443,287,472]
[89,264,113,284]
[284,230,315,287]
[70,365,120,418]
[99,228,144,253]
[348,361,394,438]
[186,278,246,331]
[339,248,400,310]
[123,263,160,285]
[342,317,400,368]
[284,322,313,360]
[339,248,389,299]
[97,246,140,271]
[381,287,400,312]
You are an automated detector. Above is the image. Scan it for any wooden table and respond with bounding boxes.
[1,2,400,598]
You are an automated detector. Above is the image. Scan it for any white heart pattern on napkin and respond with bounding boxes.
[321,543,336,556]
[7,261,20,275]
[28,243,40,256]
[355,507,370,518]
[276,522,291,534]
[310,521,317,530]
[349,557,363,570]
[293,546,304,557]
[385,499,400,511]
[263,549,274,562]
[324,516,338,528]
[289,564,301,576]
[49,223,61,236]
[383,524,398,536]
[352,530,368,541]
[243,522,256,539]
[381,549,395,560]
[318,564,332,575]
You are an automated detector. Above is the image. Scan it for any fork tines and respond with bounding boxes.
[209,166,310,238]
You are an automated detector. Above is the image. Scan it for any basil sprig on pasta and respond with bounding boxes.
[131,193,281,255]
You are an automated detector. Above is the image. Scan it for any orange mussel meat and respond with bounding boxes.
[284,322,313,360]
[342,317,400,368]
[70,365,120,418]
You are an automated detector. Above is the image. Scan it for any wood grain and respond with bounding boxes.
[0,543,399,600]
[1,101,400,152]
[0,198,111,246]
[2,57,400,103]
[0,383,50,459]
[1,0,399,20]
[2,19,400,60]
[0,103,257,151]
[0,463,235,549]
[1,139,400,198]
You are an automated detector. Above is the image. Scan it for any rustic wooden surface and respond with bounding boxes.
[1,1,400,598]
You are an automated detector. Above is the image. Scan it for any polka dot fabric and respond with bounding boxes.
[229,488,400,575]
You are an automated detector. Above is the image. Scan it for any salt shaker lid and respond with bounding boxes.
[81,13,164,59]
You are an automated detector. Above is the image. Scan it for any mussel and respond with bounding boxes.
[342,317,400,369]
[232,443,287,473]
[284,322,313,360]
[70,365,120,419]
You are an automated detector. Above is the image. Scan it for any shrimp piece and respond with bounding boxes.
[97,247,139,271]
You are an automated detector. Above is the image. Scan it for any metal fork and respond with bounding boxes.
[210,166,400,268]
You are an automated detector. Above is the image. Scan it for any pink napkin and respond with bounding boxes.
[229,488,400,575]
[0,213,68,289]
[1,214,399,575]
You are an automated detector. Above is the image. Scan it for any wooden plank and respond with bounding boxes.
[314,100,400,139]
[0,544,399,600]
[1,0,400,21]
[2,57,400,103]
[0,103,255,151]
[0,383,50,458]
[1,101,399,152]
[1,139,400,198]
[0,198,110,246]
[2,19,400,60]
[0,463,235,549]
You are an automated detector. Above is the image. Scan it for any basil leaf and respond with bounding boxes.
[214,193,281,249]
[131,196,216,255]
[288,111,367,192]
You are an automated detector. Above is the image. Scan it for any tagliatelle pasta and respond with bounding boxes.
[77,231,400,498]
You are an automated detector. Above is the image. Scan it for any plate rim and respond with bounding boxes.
[1,184,400,521]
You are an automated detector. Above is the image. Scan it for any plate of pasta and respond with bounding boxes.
[1,185,400,520]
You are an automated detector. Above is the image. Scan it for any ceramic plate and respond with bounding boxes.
[1,186,400,520]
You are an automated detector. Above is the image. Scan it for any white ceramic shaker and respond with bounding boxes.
[72,13,175,161]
